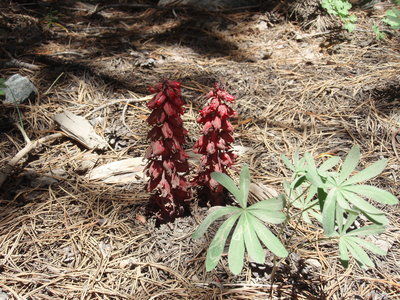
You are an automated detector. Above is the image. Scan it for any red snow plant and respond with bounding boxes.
[193,83,237,206]
[145,80,190,224]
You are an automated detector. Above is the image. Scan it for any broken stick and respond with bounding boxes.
[0,132,63,188]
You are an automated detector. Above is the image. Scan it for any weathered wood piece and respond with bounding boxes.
[250,182,279,201]
[54,110,108,150]
[87,157,146,184]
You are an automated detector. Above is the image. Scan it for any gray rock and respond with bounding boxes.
[304,258,322,270]
[0,290,8,300]
[2,74,37,104]
[158,0,259,10]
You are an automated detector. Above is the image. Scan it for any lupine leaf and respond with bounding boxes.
[239,164,250,208]
[322,189,337,235]
[336,205,344,231]
[205,213,241,271]
[339,238,350,267]
[344,185,398,205]
[192,206,241,239]
[228,215,245,275]
[344,159,387,185]
[248,209,286,224]
[248,213,288,258]
[342,210,359,233]
[336,190,351,210]
[350,237,387,256]
[247,195,285,211]
[319,156,340,172]
[341,190,383,214]
[338,145,360,183]
[345,237,374,268]
[346,225,385,236]
[305,153,324,187]
[243,212,265,264]
[363,211,388,226]
[281,154,295,171]
[211,172,243,206]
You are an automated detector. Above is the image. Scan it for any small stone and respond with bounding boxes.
[304,258,322,270]
[0,290,8,300]
[2,74,37,104]
[31,176,58,187]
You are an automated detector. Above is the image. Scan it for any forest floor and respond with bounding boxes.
[0,1,400,299]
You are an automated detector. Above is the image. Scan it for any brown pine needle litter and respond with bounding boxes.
[1,1,400,299]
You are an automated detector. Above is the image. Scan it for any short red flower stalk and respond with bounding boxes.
[193,83,237,206]
[145,80,190,223]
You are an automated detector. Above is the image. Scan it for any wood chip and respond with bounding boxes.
[54,110,108,150]
[86,157,146,184]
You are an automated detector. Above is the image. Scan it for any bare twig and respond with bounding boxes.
[0,132,63,187]
[121,100,140,139]
[84,95,152,118]
[1,48,40,71]
[15,122,31,144]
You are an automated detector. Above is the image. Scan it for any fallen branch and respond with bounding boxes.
[0,132,63,188]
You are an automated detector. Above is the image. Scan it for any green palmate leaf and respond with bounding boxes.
[305,153,324,187]
[344,185,398,205]
[341,190,383,214]
[248,213,288,258]
[281,154,295,171]
[372,25,386,40]
[248,209,286,224]
[336,205,344,230]
[322,189,337,235]
[339,238,350,267]
[384,8,400,29]
[338,145,360,183]
[363,211,388,226]
[243,212,265,264]
[350,237,387,256]
[345,237,374,268]
[344,159,387,185]
[346,224,385,236]
[319,156,340,172]
[336,190,351,210]
[239,164,250,208]
[228,215,245,275]
[206,213,241,271]
[309,209,323,223]
[192,206,241,239]
[211,172,243,206]
[291,175,307,189]
[342,210,359,233]
[247,195,285,211]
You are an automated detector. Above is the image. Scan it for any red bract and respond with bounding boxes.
[193,83,237,206]
[145,80,190,224]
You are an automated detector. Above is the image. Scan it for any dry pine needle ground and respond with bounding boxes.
[0,1,399,299]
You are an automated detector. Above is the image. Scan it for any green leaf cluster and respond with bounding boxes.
[383,8,400,29]
[321,0,357,32]
[192,165,288,275]
[282,145,398,268]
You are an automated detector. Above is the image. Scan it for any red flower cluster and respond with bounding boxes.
[145,80,190,223]
[193,83,237,205]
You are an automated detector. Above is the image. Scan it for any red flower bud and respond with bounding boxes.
[192,83,237,205]
[145,80,190,224]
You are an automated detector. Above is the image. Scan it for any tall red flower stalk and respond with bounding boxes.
[145,80,190,223]
[193,83,237,206]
